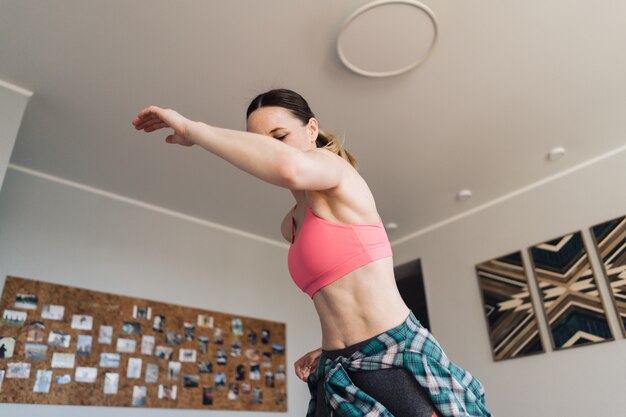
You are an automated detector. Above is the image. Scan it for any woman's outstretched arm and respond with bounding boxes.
[132,106,342,190]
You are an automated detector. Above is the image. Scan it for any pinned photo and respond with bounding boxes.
[99,353,120,368]
[103,373,119,394]
[262,351,272,368]
[127,358,142,379]
[276,388,286,405]
[165,332,181,345]
[98,325,113,344]
[152,315,165,332]
[116,338,136,353]
[0,337,16,358]
[75,367,97,383]
[132,305,152,320]
[245,348,260,362]
[155,345,173,360]
[272,343,285,354]
[179,348,196,363]
[235,364,246,381]
[27,321,46,343]
[247,330,257,345]
[122,321,141,335]
[6,362,31,379]
[183,374,199,388]
[132,385,146,406]
[33,370,52,393]
[41,304,64,321]
[197,314,213,328]
[230,341,241,357]
[276,363,286,380]
[184,322,195,340]
[213,328,224,344]
[198,336,209,354]
[241,382,251,395]
[56,374,71,385]
[141,335,155,355]
[24,343,48,360]
[265,371,275,388]
[77,335,93,355]
[145,363,159,383]
[0,370,4,391]
[252,386,263,404]
[228,382,239,400]
[167,361,181,381]
[216,348,228,365]
[249,363,260,380]
[48,330,71,348]
[214,372,226,390]
[71,314,93,331]
[2,309,27,326]
[51,353,75,369]
[231,318,243,336]
[198,360,213,374]
[202,386,213,405]
[261,328,270,344]
[158,384,177,400]
[15,293,38,310]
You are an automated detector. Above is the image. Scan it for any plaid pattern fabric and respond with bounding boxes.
[306,311,493,417]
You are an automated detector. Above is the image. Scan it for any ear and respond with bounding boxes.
[307,117,319,143]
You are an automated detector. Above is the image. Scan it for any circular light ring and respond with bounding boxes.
[336,0,438,78]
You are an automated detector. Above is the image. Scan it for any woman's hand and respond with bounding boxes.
[294,347,322,382]
[132,105,195,147]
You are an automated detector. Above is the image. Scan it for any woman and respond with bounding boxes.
[132,89,492,417]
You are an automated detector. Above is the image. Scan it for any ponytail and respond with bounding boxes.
[316,128,358,169]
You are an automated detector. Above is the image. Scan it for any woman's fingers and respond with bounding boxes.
[133,106,166,129]
[134,115,165,130]
[144,121,169,132]
[137,105,163,120]
[294,360,309,381]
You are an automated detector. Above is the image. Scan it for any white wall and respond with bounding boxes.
[392,147,626,416]
[0,168,320,417]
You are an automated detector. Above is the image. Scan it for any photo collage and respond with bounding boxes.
[0,276,287,411]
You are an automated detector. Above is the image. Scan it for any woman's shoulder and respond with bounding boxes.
[306,175,380,224]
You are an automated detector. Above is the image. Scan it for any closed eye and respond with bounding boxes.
[275,134,287,141]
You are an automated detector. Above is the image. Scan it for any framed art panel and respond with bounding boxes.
[528,231,613,350]
[476,251,545,361]
[589,215,626,337]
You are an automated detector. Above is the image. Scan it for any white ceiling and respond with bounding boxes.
[2,0,625,246]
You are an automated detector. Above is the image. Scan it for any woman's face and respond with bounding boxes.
[246,106,318,152]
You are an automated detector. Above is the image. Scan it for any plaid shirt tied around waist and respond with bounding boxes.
[306,311,493,417]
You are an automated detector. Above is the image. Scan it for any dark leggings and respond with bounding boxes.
[315,334,439,417]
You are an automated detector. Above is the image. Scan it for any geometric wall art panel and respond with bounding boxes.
[0,276,287,411]
[528,231,613,350]
[589,215,626,337]
[475,251,545,361]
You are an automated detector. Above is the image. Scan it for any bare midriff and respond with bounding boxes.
[312,256,412,350]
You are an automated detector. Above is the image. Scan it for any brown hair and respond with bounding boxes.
[246,88,357,168]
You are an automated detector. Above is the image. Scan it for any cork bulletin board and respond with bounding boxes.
[0,276,287,411]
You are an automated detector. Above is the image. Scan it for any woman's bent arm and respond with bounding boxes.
[132,106,342,190]
[187,121,299,188]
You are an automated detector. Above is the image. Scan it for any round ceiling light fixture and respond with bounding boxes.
[336,0,438,78]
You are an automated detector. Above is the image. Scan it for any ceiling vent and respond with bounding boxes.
[336,0,438,78]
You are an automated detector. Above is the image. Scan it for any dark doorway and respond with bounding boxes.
[395,258,431,330]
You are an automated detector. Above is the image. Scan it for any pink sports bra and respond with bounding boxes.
[287,205,393,298]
